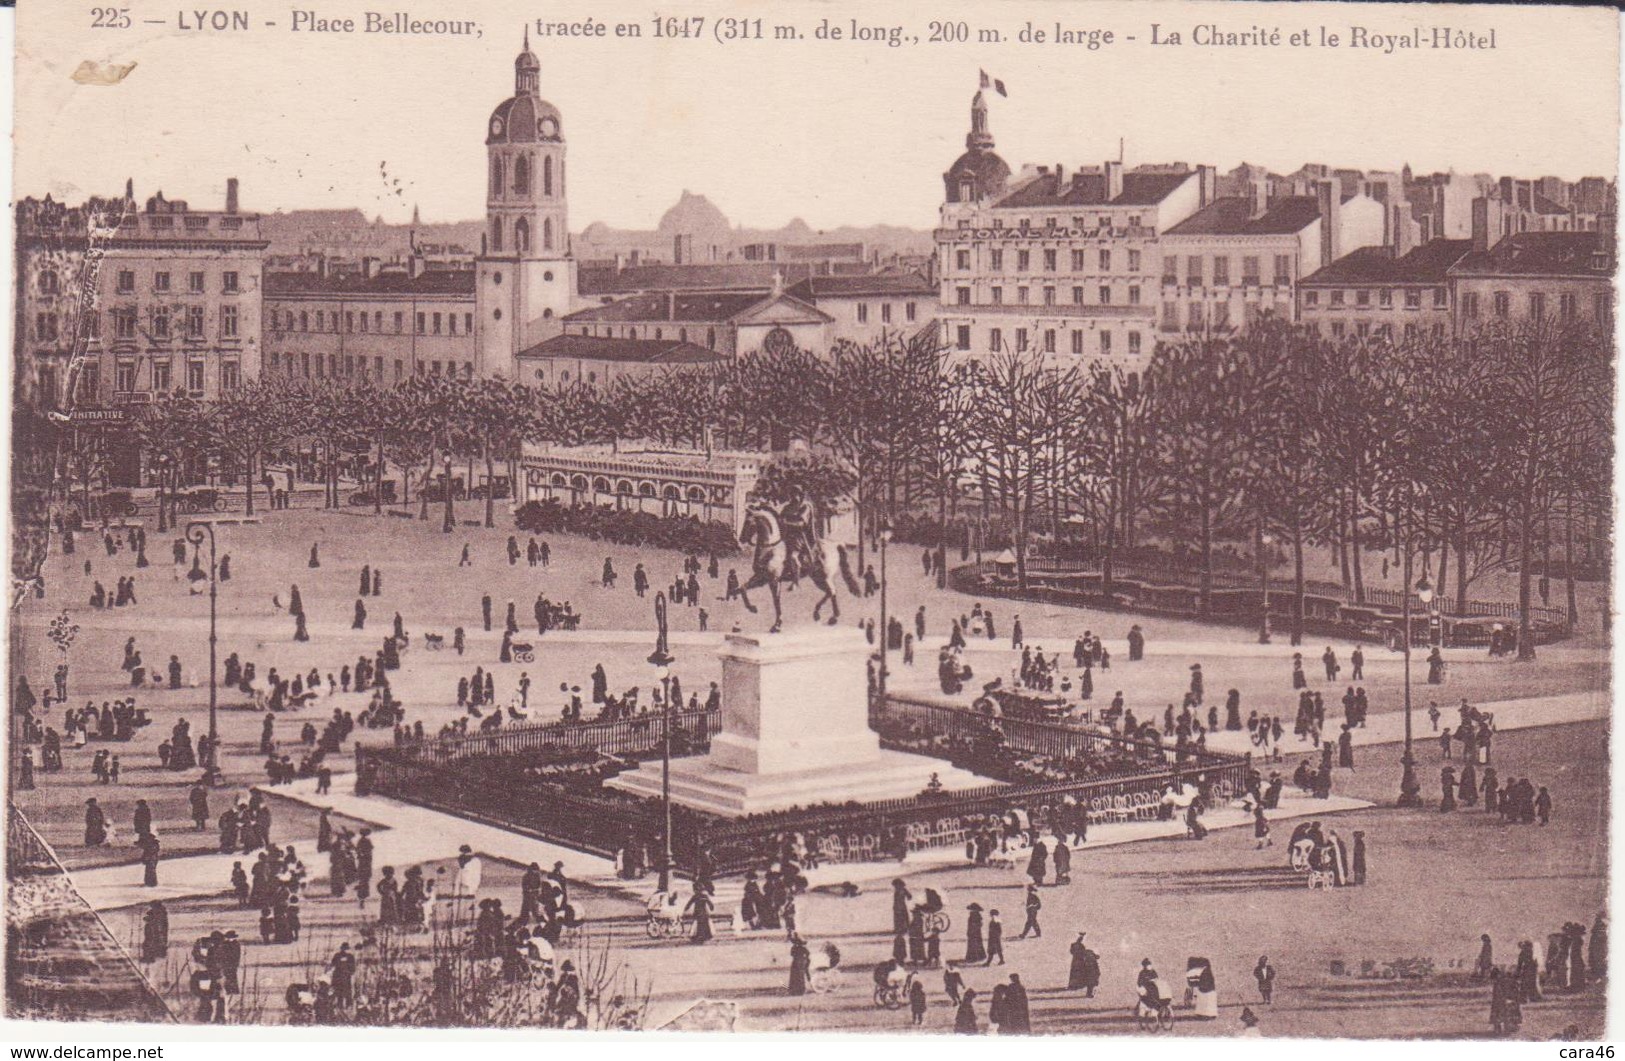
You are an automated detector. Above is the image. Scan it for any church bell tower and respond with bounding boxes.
[476,29,576,377]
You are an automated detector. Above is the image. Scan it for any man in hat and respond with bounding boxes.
[1017,882,1043,939]
[452,845,482,900]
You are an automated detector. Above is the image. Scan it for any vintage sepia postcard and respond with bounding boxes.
[4,0,1619,1045]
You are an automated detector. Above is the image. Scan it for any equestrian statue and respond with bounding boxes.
[737,486,859,633]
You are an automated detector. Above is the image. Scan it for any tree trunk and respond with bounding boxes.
[1197,486,1213,617]
[1516,491,1537,660]
[1291,515,1305,647]
[420,449,433,521]
[156,468,169,532]
[483,441,496,529]
[375,441,384,515]
[442,450,456,533]
[1349,478,1366,604]
[1456,514,1470,616]
[243,449,256,516]
[1565,495,1579,626]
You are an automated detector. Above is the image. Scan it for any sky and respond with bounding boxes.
[14,0,1620,231]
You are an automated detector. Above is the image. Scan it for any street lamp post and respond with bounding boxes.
[185,520,223,786]
[878,524,893,706]
[1396,549,1431,808]
[647,592,676,892]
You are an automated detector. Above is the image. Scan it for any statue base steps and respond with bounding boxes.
[607,751,991,817]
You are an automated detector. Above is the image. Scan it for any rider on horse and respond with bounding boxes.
[778,486,818,583]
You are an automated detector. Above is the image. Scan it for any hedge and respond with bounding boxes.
[514,499,739,555]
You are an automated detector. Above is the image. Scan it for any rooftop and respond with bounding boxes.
[564,290,827,325]
[577,262,813,297]
[992,171,1192,210]
[1450,232,1614,278]
[264,271,476,298]
[785,273,935,299]
[1164,196,1323,236]
[516,333,726,365]
[1301,239,1474,285]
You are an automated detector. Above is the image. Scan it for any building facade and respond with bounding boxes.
[934,92,1206,367]
[14,180,267,413]
[557,288,832,358]
[515,333,724,387]
[784,274,938,345]
[263,268,477,383]
[519,443,761,530]
[1297,239,1470,342]
[1158,184,1385,336]
[1449,230,1614,337]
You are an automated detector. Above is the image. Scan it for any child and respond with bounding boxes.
[909,976,927,1025]
[943,963,965,1005]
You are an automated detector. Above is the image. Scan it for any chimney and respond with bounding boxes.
[408,254,422,279]
[225,177,239,214]
[1316,179,1340,270]
[614,252,625,273]
[364,256,382,279]
[1104,160,1124,202]
[1197,165,1217,208]
[1471,196,1491,254]
[1250,178,1269,220]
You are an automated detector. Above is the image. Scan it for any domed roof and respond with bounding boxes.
[944,149,1011,203]
[656,191,731,237]
[487,94,563,145]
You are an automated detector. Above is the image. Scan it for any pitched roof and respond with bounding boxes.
[1450,232,1614,278]
[1301,239,1473,285]
[785,273,935,299]
[563,290,829,324]
[516,334,725,364]
[578,262,815,297]
[992,171,1191,210]
[1164,196,1322,236]
[264,271,476,297]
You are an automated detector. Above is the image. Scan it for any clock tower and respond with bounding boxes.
[476,29,576,376]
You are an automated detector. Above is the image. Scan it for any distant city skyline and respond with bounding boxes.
[16,0,1619,230]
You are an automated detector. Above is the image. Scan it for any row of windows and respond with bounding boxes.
[952,284,1144,307]
[576,324,720,347]
[37,305,241,343]
[77,358,240,397]
[952,323,1142,357]
[953,247,1147,274]
[269,308,476,336]
[490,215,556,254]
[853,301,919,324]
[1162,254,1295,286]
[955,213,1146,232]
[1303,287,1448,309]
[267,351,474,381]
[1312,321,1448,341]
[109,269,240,295]
[490,153,557,198]
[1460,290,1607,322]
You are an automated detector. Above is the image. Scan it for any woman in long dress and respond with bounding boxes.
[788,936,810,995]
[954,988,980,1034]
[687,889,714,944]
[1186,957,1219,1018]
[141,901,169,962]
[964,904,986,963]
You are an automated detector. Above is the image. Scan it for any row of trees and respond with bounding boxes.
[59,316,1610,659]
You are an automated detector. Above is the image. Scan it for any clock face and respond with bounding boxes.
[539,117,558,138]
[490,117,503,136]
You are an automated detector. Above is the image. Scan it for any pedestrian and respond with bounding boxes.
[954,988,979,1034]
[788,935,810,995]
[482,594,492,632]
[309,543,320,568]
[1069,933,1100,996]
[139,832,161,886]
[985,909,1005,965]
[964,903,986,963]
[1002,973,1031,1033]
[1536,786,1552,825]
[141,900,169,962]
[1254,956,1275,1003]
[908,976,927,1025]
[1018,884,1042,939]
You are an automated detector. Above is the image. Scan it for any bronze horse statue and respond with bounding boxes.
[737,503,858,633]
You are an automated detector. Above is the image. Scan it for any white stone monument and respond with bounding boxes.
[608,625,986,816]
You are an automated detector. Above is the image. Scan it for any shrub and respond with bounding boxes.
[514,499,738,555]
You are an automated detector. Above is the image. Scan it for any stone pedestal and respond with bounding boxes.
[608,626,986,816]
